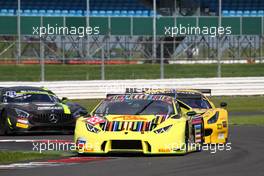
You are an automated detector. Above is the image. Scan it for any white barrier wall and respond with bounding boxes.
[1,77,263,99]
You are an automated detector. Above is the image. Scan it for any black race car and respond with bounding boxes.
[0,86,87,135]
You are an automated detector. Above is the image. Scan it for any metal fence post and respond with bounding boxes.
[40,16,45,82]
[17,0,21,64]
[86,0,90,59]
[160,41,164,79]
[101,47,105,80]
[40,41,45,82]
[62,16,66,64]
[217,0,222,77]
[153,0,157,63]
[260,36,263,63]
[260,16,263,63]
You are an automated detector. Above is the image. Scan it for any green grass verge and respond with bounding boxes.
[0,151,61,164]
[229,115,264,125]
[73,99,101,112]
[211,96,264,112]
[0,64,264,81]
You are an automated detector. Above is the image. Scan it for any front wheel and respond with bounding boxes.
[0,111,13,135]
[184,123,189,153]
[0,112,5,135]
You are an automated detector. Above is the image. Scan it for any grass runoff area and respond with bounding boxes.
[73,96,264,126]
[0,151,61,164]
[0,64,264,81]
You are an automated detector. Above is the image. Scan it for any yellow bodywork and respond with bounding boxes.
[74,115,189,154]
[144,89,229,144]
[200,108,228,144]
[177,90,229,144]
[74,97,202,155]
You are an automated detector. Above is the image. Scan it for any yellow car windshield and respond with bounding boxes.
[94,99,175,115]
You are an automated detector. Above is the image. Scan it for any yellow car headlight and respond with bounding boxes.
[86,123,100,133]
[154,125,172,134]
[207,112,219,124]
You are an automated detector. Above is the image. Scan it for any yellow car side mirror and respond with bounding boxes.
[220,102,227,108]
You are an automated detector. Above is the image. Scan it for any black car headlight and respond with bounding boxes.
[15,108,30,118]
[207,112,219,124]
[154,125,172,134]
[86,123,100,133]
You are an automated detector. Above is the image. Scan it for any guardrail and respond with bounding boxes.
[1,77,263,99]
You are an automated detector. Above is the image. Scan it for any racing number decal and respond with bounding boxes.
[4,91,17,98]
[86,116,105,125]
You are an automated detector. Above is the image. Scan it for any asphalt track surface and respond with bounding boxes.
[0,134,72,151]
[0,125,264,176]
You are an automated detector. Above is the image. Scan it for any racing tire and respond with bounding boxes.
[0,112,5,135]
[184,123,189,154]
[201,120,205,144]
[0,111,12,135]
[225,138,229,144]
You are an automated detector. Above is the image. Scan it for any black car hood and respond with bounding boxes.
[7,102,66,114]
[5,101,87,118]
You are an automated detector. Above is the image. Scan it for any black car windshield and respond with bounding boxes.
[178,98,211,109]
[94,99,175,115]
[3,91,59,103]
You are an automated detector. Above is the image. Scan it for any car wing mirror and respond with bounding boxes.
[186,111,196,116]
[220,102,227,108]
[61,97,68,102]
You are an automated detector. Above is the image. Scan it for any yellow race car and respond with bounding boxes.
[131,88,228,144]
[74,94,204,155]
[175,89,228,144]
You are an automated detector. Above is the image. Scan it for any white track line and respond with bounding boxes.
[0,139,73,143]
[0,162,67,169]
